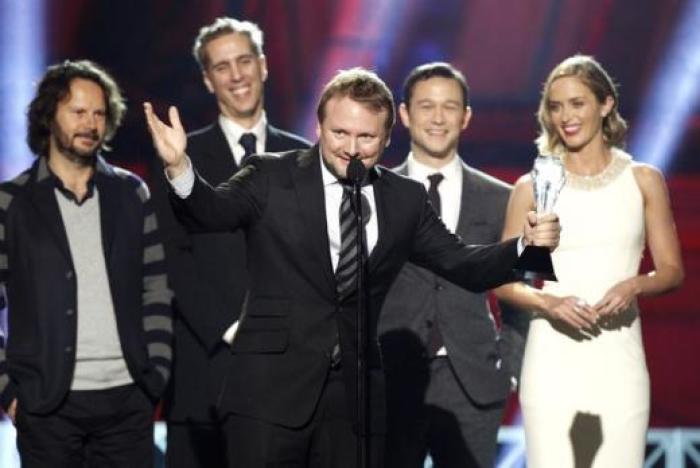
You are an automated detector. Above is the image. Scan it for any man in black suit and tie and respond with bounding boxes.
[144,68,560,468]
[379,62,529,468]
[149,17,310,468]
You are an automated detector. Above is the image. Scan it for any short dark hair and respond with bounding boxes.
[402,62,469,108]
[27,59,126,158]
[317,68,395,133]
[192,17,264,70]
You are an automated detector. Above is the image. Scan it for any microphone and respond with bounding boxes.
[347,157,367,186]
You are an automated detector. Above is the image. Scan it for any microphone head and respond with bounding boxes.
[347,157,367,185]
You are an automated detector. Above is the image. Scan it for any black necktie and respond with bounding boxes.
[335,185,369,300]
[427,173,445,355]
[427,173,444,217]
[239,133,257,166]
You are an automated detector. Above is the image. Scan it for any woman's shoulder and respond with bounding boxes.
[625,153,668,199]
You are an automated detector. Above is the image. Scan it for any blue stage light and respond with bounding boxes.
[629,1,700,170]
[0,0,46,179]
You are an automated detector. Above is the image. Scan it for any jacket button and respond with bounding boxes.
[64,346,73,353]
[66,309,74,316]
[66,270,73,279]
[434,284,444,291]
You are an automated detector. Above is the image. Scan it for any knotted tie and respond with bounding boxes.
[239,133,257,166]
[427,173,444,218]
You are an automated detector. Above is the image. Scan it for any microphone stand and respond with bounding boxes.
[347,158,368,468]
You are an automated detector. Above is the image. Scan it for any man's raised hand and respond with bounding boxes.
[144,103,189,178]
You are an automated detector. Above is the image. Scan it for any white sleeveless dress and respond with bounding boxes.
[520,150,649,467]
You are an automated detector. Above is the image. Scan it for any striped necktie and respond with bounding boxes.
[335,185,369,299]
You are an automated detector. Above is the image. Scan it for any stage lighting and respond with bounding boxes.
[0,0,46,179]
[629,1,700,170]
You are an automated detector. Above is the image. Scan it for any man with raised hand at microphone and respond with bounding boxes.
[144,67,563,468]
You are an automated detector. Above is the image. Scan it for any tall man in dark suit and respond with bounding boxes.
[0,60,172,468]
[150,17,311,468]
[379,62,529,468]
[144,67,561,468]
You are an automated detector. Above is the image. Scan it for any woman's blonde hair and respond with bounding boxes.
[535,55,627,155]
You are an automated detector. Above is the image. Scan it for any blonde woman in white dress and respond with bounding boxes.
[495,55,684,467]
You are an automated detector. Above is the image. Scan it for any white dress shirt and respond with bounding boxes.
[406,152,463,234]
[405,152,465,356]
[320,153,378,272]
[218,112,268,166]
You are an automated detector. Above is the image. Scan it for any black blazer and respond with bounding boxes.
[170,146,519,431]
[151,121,310,423]
[380,160,529,405]
[0,157,173,414]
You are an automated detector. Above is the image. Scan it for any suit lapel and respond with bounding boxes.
[30,158,74,265]
[367,167,389,273]
[377,162,408,269]
[394,161,408,177]
[265,125,286,152]
[291,146,336,297]
[454,163,482,238]
[94,158,120,262]
[198,123,239,184]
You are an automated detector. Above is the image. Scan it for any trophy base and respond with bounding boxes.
[513,245,558,281]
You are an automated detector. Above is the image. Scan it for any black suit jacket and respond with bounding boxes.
[169,146,520,431]
[379,160,529,405]
[151,121,310,423]
[0,157,173,414]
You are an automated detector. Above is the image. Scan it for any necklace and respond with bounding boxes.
[563,148,630,191]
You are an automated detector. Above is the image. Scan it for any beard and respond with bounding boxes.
[51,123,102,166]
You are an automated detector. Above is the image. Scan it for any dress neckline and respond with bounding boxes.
[563,149,631,191]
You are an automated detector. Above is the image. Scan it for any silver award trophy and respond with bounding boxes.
[513,155,566,281]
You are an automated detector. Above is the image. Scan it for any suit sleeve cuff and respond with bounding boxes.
[166,156,195,198]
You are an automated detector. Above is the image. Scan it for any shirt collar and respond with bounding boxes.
[45,161,97,206]
[319,144,340,188]
[406,152,462,182]
[218,111,267,146]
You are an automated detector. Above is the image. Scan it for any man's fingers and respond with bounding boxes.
[531,229,559,247]
[539,212,559,223]
[527,211,537,226]
[528,213,561,247]
[143,102,153,129]
[143,102,162,136]
[168,105,184,133]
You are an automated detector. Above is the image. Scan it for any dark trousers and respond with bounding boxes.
[222,368,384,468]
[15,384,155,468]
[166,421,227,468]
[385,358,506,468]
